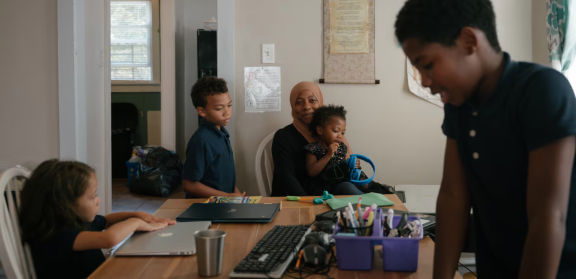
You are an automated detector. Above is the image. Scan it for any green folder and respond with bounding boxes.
[326,193,395,210]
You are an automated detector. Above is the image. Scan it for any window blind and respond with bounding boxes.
[110,1,152,81]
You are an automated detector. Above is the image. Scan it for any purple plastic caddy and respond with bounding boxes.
[333,209,423,272]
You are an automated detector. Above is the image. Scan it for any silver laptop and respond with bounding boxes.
[113,221,211,256]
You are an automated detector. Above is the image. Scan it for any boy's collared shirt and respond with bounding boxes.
[443,52,576,278]
[182,121,235,198]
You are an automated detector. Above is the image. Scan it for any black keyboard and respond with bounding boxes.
[230,225,311,278]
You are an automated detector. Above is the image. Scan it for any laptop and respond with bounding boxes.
[113,221,211,256]
[176,203,280,223]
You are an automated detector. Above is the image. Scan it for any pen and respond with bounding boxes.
[296,250,303,268]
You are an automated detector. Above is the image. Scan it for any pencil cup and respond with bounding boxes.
[194,230,227,277]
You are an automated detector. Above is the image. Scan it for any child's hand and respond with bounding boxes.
[327,142,340,157]
[136,212,176,225]
[135,219,168,232]
[356,159,360,169]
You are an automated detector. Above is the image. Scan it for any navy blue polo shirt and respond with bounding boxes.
[443,53,576,278]
[182,121,235,198]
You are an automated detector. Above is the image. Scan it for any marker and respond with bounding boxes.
[366,211,374,236]
[343,211,350,228]
[356,197,362,219]
[362,205,375,220]
[336,211,344,227]
[346,208,358,235]
[347,202,355,217]
[387,209,394,229]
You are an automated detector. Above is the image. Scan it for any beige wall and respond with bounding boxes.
[233,0,534,195]
[532,0,549,65]
[0,0,59,169]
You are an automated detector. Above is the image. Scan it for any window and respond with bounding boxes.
[565,66,576,92]
[111,0,159,83]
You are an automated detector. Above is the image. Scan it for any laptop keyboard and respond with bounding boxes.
[230,225,311,278]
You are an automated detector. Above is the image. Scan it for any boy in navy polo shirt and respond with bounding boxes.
[182,76,245,198]
[396,0,576,278]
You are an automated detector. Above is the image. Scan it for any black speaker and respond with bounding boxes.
[197,29,217,79]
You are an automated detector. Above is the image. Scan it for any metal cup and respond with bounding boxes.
[194,230,226,277]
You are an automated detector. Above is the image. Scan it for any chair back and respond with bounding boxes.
[255,132,276,196]
[0,167,36,279]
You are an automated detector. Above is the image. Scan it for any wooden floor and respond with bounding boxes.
[111,179,185,214]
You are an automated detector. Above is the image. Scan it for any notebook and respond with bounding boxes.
[204,196,262,204]
[113,221,211,256]
[326,193,395,210]
[176,203,280,223]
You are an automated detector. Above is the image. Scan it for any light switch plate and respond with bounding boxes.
[262,44,275,64]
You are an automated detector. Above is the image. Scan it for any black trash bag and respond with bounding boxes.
[129,147,183,197]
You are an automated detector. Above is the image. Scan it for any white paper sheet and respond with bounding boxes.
[244,67,281,113]
[406,57,443,108]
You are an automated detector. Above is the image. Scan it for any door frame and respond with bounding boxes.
[57,0,234,214]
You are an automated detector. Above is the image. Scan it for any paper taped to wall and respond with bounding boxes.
[244,67,281,113]
[406,58,443,108]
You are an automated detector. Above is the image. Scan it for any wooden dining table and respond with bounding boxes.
[89,195,463,279]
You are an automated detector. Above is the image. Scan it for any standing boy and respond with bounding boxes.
[395,0,576,278]
[182,76,245,198]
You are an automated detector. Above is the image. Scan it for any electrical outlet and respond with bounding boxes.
[262,44,275,64]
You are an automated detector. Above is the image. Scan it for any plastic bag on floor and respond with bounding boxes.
[129,147,183,197]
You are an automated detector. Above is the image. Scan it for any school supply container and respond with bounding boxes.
[333,209,423,272]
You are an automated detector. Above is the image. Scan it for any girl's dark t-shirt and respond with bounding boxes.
[30,215,107,279]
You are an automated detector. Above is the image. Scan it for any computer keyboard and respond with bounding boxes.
[229,224,311,278]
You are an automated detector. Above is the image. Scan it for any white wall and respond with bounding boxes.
[175,0,218,159]
[232,0,535,195]
[0,0,60,169]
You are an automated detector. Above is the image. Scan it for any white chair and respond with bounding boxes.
[255,132,276,196]
[0,168,36,279]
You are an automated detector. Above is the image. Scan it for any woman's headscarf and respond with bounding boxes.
[289,82,353,153]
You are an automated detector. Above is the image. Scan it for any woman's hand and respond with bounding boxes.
[136,212,176,225]
[327,142,340,157]
[355,159,361,169]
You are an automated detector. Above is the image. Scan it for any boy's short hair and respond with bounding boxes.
[395,0,501,53]
[309,105,347,137]
[190,76,229,108]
